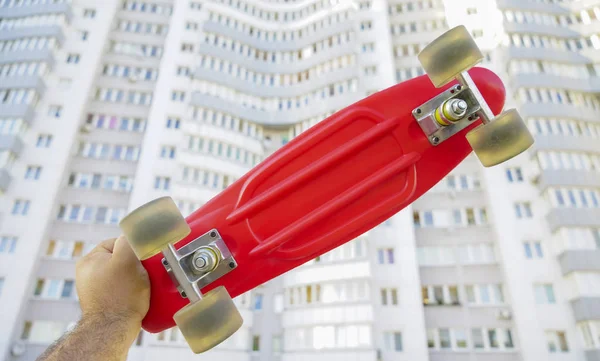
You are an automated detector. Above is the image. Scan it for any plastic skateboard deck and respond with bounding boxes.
[139,66,506,333]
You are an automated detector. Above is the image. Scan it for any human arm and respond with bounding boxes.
[37,236,150,361]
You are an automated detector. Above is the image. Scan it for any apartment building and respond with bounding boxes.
[0,0,599,360]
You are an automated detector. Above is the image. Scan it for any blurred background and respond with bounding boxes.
[1,0,600,360]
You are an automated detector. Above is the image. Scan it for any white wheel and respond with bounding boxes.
[418,25,484,88]
[119,197,191,260]
[466,109,534,167]
[174,287,243,353]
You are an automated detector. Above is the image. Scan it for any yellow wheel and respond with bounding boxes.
[119,197,191,260]
[174,287,243,353]
[466,109,534,167]
[418,25,484,88]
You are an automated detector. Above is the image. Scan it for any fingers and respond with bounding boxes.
[89,238,117,255]
[112,235,139,264]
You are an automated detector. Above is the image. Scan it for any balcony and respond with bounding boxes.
[496,0,570,14]
[511,73,600,93]
[546,208,600,232]
[558,250,600,275]
[0,134,24,155]
[520,102,599,124]
[190,92,361,126]
[0,103,35,123]
[0,48,54,65]
[504,21,579,38]
[537,169,600,190]
[197,41,356,74]
[530,134,600,154]
[0,25,64,44]
[0,74,46,94]
[203,20,354,52]
[507,46,589,64]
[571,297,600,322]
[0,2,72,19]
[193,66,358,98]
[587,349,600,361]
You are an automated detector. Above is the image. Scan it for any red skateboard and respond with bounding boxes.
[119,26,533,353]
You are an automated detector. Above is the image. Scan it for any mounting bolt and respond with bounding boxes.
[431,136,440,145]
[181,291,187,298]
[162,259,169,266]
[210,231,217,238]
[229,262,236,269]
[191,247,218,274]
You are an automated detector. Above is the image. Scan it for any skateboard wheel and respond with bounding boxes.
[174,287,243,353]
[119,197,191,260]
[466,109,534,167]
[418,25,484,88]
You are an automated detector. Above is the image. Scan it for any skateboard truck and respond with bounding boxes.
[119,197,244,354]
[414,25,533,167]
[160,229,237,302]
[413,71,496,147]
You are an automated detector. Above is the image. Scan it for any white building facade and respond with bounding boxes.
[0,0,599,361]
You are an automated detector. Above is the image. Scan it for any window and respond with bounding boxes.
[66,54,81,64]
[488,329,499,348]
[422,285,460,306]
[252,335,260,351]
[515,202,533,218]
[160,146,176,159]
[534,284,556,304]
[83,9,96,18]
[24,166,42,180]
[454,329,468,349]
[506,167,524,182]
[439,329,451,349]
[171,91,186,102]
[504,329,514,348]
[36,134,53,148]
[273,335,283,355]
[61,280,74,299]
[360,21,372,31]
[0,278,4,296]
[186,22,199,30]
[153,177,171,191]
[524,241,543,259]
[362,42,375,53]
[176,66,191,77]
[11,199,30,215]
[273,294,283,313]
[384,332,403,351]
[381,288,398,305]
[48,105,62,118]
[0,236,17,254]
[546,331,569,352]
[79,31,89,41]
[253,293,263,310]
[166,117,181,129]
[465,284,504,305]
[181,43,194,52]
[472,329,484,349]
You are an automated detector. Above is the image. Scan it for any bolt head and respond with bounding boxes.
[194,257,207,269]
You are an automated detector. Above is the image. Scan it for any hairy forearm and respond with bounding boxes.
[37,314,140,361]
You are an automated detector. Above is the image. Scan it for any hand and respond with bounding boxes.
[75,236,150,340]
